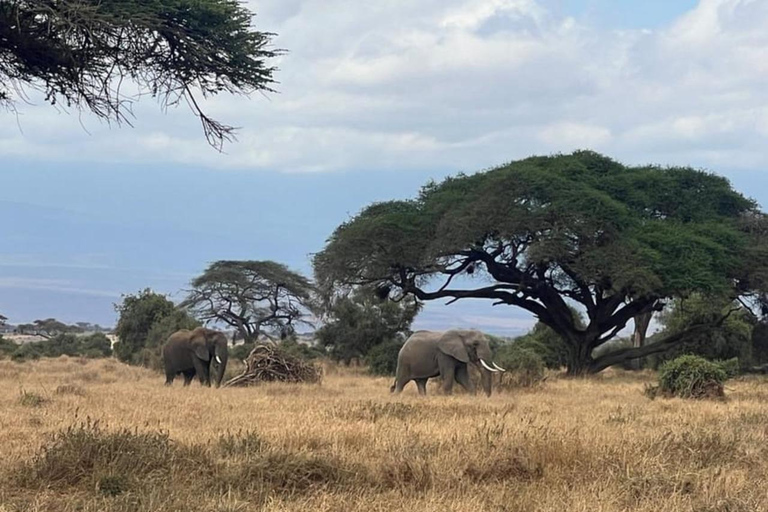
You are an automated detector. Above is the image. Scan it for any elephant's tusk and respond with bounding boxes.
[480,359,499,372]
[215,355,222,364]
[492,362,506,372]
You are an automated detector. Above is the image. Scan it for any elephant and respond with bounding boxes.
[162,327,229,387]
[390,329,505,396]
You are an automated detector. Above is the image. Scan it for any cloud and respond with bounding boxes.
[2,1,768,175]
[0,277,120,298]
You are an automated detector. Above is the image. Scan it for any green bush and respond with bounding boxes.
[365,339,403,376]
[230,342,255,362]
[494,344,546,388]
[6,333,112,362]
[11,343,42,361]
[714,357,740,378]
[113,289,198,365]
[512,328,568,370]
[279,338,325,361]
[657,355,727,399]
[0,336,18,356]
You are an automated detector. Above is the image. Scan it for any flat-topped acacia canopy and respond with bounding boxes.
[0,0,281,150]
[314,151,768,374]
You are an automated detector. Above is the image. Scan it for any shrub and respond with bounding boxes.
[279,337,326,361]
[656,355,727,399]
[78,333,112,358]
[230,342,255,362]
[113,289,198,366]
[494,344,546,388]
[11,343,42,361]
[0,335,18,356]
[714,357,740,378]
[365,339,403,376]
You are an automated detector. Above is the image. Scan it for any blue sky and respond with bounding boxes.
[2,0,767,336]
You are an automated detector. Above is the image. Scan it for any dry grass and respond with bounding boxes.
[0,357,767,511]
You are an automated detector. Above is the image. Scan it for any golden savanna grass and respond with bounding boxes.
[1,357,768,511]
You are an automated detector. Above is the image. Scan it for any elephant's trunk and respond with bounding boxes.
[478,358,505,397]
[479,366,493,396]
[213,344,228,388]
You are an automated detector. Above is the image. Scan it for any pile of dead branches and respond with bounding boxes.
[224,344,322,387]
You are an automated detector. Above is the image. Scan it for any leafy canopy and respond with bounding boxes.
[315,151,766,374]
[0,0,281,150]
[315,287,420,364]
[182,261,315,343]
[113,289,194,365]
[646,294,755,368]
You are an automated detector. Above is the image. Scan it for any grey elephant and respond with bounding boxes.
[162,327,229,387]
[390,329,505,396]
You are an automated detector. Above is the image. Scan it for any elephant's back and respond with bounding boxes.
[400,330,440,356]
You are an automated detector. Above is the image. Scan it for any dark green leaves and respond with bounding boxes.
[0,0,281,149]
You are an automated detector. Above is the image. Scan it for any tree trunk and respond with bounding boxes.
[629,311,653,370]
[564,339,596,376]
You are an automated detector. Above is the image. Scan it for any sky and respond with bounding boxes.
[1,0,767,336]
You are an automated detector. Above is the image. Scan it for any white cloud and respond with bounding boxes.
[0,277,120,298]
[2,1,768,174]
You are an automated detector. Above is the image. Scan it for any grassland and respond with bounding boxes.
[1,357,767,511]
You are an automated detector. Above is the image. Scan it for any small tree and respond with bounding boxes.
[645,294,755,368]
[113,289,177,364]
[31,318,74,338]
[182,261,315,343]
[0,0,282,150]
[315,287,420,364]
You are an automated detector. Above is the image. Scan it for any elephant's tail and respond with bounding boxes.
[389,379,396,393]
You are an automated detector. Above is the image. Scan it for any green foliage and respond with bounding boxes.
[183,261,315,343]
[315,287,420,364]
[229,338,324,364]
[0,335,17,356]
[714,357,741,378]
[230,342,255,362]
[494,344,546,388]
[647,295,754,368]
[114,289,190,366]
[6,333,112,361]
[513,325,568,370]
[508,310,584,370]
[0,0,282,149]
[656,355,727,399]
[315,151,767,374]
[279,338,325,361]
[365,339,403,376]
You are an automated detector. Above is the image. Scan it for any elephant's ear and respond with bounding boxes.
[437,331,469,363]
[190,329,211,361]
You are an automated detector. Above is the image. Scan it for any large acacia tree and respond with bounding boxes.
[182,261,315,343]
[0,0,281,149]
[314,151,768,375]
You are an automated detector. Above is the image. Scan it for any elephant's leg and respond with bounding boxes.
[192,358,211,387]
[182,369,196,386]
[437,353,456,394]
[455,365,476,395]
[415,378,428,396]
[393,376,409,394]
[203,361,212,386]
[164,371,175,386]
